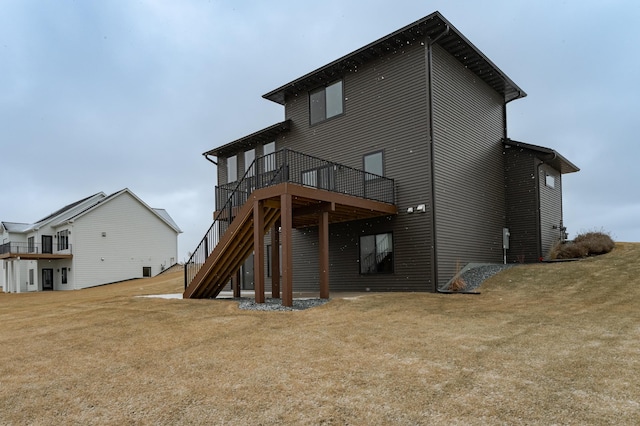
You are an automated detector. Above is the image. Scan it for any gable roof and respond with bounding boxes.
[64,188,183,234]
[263,11,526,105]
[33,192,105,226]
[503,139,580,174]
[3,189,181,234]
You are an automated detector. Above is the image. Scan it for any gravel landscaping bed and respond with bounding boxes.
[238,297,330,311]
[441,263,516,292]
[238,264,516,310]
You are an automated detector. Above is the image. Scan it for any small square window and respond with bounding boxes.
[143,266,152,277]
[545,174,555,189]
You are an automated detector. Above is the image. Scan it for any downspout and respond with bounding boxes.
[426,25,449,293]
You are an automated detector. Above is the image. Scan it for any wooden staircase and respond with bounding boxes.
[183,197,281,299]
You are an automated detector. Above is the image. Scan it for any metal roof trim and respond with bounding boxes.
[262,11,526,105]
[503,139,580,174]
[204,120,291,157]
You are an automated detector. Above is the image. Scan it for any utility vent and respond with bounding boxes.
[101,232,107,237]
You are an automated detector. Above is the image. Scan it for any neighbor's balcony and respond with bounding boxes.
[215,148,396,213]
[0,242,73,259]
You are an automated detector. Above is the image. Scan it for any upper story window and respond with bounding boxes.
[364,151,384,180]
[263,141,276,172]
[244,149,255,177]
[57,229,69,251]
[227,155,237,183]
[27,236,35,253]
[310,80,343,125]
[545,174,555,189]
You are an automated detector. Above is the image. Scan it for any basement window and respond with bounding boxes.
[359,232,394,274]
[143,267,151,277]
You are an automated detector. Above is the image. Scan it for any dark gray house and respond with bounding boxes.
[184,11,578,305]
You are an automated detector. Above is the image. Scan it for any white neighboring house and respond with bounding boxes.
[1,188,182,293]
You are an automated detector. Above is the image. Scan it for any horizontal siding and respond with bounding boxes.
[278,40,434,292]
[503,148,539,262]
[539,163,563,257]
[431,44,506,287]
[72,192,179,289]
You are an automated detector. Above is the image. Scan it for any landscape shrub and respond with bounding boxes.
[548,230,615,260]
[449,276,467,292]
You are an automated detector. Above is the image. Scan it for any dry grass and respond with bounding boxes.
[2,243,640,424]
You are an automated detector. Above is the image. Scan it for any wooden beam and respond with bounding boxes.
[253,200,265,304]
[233,269,241,298]
[271,220,280,298]
[281,192,293,307]
[319,210,329,299]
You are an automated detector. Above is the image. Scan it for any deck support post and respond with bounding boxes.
[281,192,293,307]
[271,220,280,298]
[233,269,241,298]
[253,200,265,304]
[319,210,330,299]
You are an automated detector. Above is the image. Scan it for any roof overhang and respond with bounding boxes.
[503,139,580,174]
[204,120,291,158]
[262,11,526,105]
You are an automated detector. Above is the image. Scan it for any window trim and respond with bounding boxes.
[309,79,344,125]
[359,231,394,275]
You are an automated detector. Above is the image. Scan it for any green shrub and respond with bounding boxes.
[548,230,615,260]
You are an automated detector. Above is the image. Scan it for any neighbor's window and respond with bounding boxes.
[364,151,384,180]
[359,232,393,274]
[244,148,255,177]
[29,269,34,286]
[545,174,555,189]
[57,229,69,251]
[61,267,68,284]
[143,266,151,277]
[263,141,276,172]
[27,236,35,253]
[310,80,343,125]
[227,155,237,183]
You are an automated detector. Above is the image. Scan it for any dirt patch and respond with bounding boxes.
[1,243,639,424]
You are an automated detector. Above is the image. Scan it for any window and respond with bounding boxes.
[27,237,35,253]
[360,232,393,274]
[29,269,34,286]
[364,151,384,180]
[310,80,343,124]
[545,174,555,189]
[263,141,276,172]
[57,230,69,251]
[227,155,237,183]
[244,149,255,177]
[61,267,68,284]
[302,165,335,190]
[143,266,151,277]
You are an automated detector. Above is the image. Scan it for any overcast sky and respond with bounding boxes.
[1,0,639,260]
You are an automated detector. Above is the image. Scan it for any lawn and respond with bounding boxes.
[1,243,639,424]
